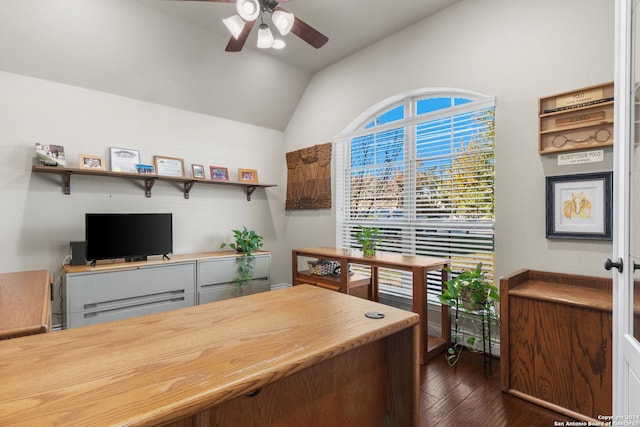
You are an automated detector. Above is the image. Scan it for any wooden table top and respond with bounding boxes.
[63,250,271,274]
[293,247,449,270]
[0,285,418,426]
[0,270,50,337]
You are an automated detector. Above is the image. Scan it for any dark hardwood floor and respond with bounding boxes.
[420,349,575,426]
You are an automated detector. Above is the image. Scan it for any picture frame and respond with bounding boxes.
[78,154,105,170]
[210,166,229,182]
[545,171,613,240]
[192,164,205,179]
[154,155,185,177]
[110,147,140,173]
[238,168,258,184]
[136,164,155,175]
[35,143,66,166]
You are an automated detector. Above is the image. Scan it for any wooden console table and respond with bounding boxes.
[0,270,51,340]
[292,247,450,364]
[0,285,419,426]
[500,269,612,422]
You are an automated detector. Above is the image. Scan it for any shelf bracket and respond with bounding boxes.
[184,181,195,199]
[145,178,156,198]
[63,172,71,195]
[245,185,257,201]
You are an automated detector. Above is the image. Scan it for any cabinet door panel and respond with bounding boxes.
[572,307,612,418]
[67,262,196,313]
[198,281,270,305]
[508,296,537,395]
[198,255,270,287]
[533,300,572,408]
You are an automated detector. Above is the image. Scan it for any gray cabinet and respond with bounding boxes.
[62,252,271,328]
[63,261,196,328]
[198,253,271,304]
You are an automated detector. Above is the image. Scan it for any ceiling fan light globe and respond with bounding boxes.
[272,39,286,49]
[222,15,245,39]
[271,10,294,36]
[257,23,275,48]
[236,0,260,21]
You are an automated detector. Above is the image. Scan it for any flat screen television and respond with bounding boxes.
[85,213,173,263]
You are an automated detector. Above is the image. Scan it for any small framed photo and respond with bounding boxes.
[238,168,258,184]
[35,143,66,166]
[210,166,229,182]
[78,154,105,170]
[154,155,185,177]
[192,164,205,179]
[110,147,140,173]
[545,172,613,240]
[136,164,155,175]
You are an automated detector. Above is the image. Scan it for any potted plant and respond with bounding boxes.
[438,262,499,366]
[355,225,381,257]
[220,226,264,287]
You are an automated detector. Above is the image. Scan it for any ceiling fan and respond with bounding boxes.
[172,0,329,52]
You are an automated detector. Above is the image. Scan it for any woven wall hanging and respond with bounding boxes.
[285,142,332,210]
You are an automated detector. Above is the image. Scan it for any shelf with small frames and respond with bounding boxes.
[31,165,276,201]
[539,81,614,155]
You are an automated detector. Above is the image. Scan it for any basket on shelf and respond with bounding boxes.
[307,259,340,276]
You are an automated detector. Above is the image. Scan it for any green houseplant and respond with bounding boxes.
[220,226,264,287]
[355,225,381,257]
[438,262,499,366]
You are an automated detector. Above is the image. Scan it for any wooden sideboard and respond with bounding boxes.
[292,247,450,364]
[0,284,420,426]
[0,270,51,340]
[500,269,612,422]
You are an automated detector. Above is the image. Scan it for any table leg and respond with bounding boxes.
[371,266,379,302]
[441,268,451,345]
[412,267,427,365]
[291,251,298,286]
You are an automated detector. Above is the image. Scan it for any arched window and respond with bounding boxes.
[335,89,495,299]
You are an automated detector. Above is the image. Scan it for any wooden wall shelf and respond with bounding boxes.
[32,165,276,201]
[539,82,614,155]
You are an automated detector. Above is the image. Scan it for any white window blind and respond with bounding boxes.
[335,92,495,300]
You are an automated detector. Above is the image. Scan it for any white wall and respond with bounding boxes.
[0,71,289,319]
[283,0,615,282]
[0,0,310,131]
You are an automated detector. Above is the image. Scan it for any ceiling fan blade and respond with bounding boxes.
[225,20,255,52]
[277,7,328,49]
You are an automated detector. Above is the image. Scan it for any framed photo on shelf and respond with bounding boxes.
[110,147,140,173]
[238,168,258,184]
[210,166,229,182]
[136,164,155,175]
[78,154,105,170]
[35,143,66,166]
[192,164,205,179]
[154,155,185,177]
[545,171,612,240]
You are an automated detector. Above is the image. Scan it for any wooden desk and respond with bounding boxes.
[0,285,419,426]
[0,270,51,340]
[292,247,450,364]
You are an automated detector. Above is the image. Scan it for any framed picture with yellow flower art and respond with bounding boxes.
[545,171,612,240]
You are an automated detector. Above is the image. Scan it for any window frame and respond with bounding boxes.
[335,89,495,299]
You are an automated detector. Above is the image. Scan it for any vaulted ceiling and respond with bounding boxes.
[0,0,459,130]
[136,0,460,73]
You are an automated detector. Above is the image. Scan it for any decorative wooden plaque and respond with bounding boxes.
[286,143,332,210]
